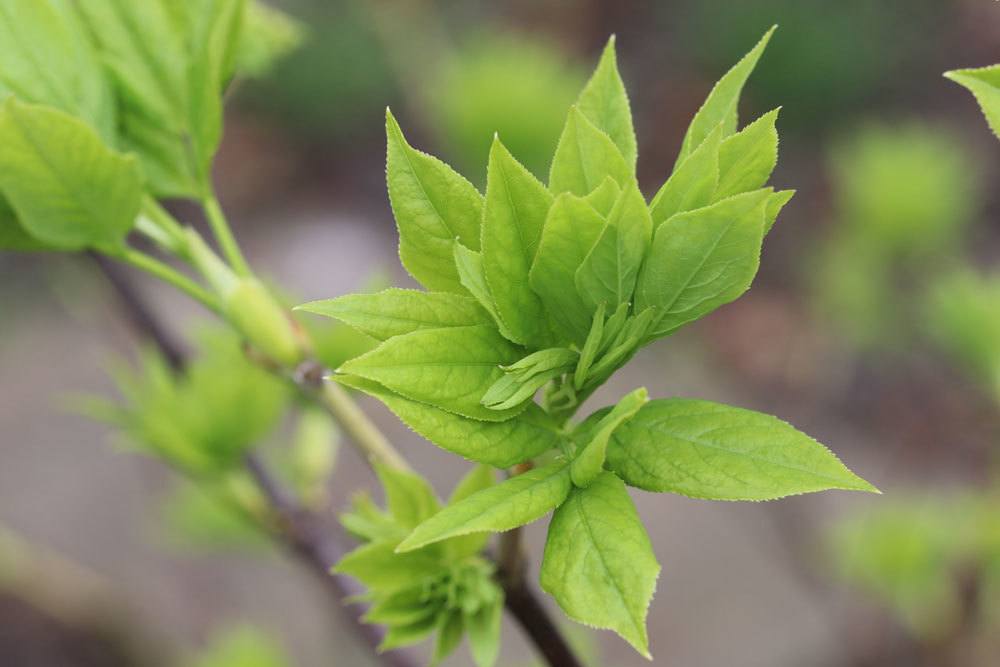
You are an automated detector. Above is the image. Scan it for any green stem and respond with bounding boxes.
[202,193,251,277]
[319,380,412,473]
[112,247,221,314]
[141,198,188,253]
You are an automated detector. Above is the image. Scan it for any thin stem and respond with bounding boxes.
[109,247,221,314]
[140,198,188,256]
[202,193,251,277]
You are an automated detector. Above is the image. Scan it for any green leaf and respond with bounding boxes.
[379,612,440,651]
[764,188,795,234]
[397,462,573,552]
[635,189,771,340]
[582,176,621,217]
[0,197,52,251]
[529,193,607,343]
[575,182,652,311]
[675,26,776,166]
[606,398,880,500]
[482,137,554,346]
[187,0,246,184]
[452,242,514,339]
[540,472,659,657]
[466,592,503,667]
[235,1,303,78]
[0,0,115,141]
[375,462,441,529]
[714,108,780,200]
[336,375,559,467]
[365,587,439,627]
[576,36,637,169]
[75,0,205,196]
[482,348,578,411]
[0,99,142,249]
[432,611,465,665]
[386,109,483,293]
[570,388,648,488]
[445,465,496,559]
[297,289,491,341]
[339,325,526,422]
[334,541,444,592]
[649,124,723,228]
[549,107,631,196]
[945,65,1000,139]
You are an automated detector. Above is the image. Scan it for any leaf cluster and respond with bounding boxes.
[303,28,876,655]
[0,0,297,252]
[336,465,503,666]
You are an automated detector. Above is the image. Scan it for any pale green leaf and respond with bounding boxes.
[334,541,444,592]
[635,189,771,340]
[573,303,607,391]
[432,611,465,665]
[386,110,483,293]
[379,613,440,651]
[375,462,441,529]
[945,65,1000,139]
[482,347,578,411]
[466,592,503,667]
[549,107,631,196]
[339,324,526,422]
[235,1,303,78]
[575,182,652,311]
[577,36,637,169]
[676,26,776,166]
[540,472,659,657]
[570,388,648,488]
[445,464,497,559]
[715,108,780,200]
[452,242,513,339]
[336,375,559,467]
[76,0,201,196]
[0,0,115,141]
[764,188,795,234]
[529,193,607,344]
[582,176,621,217]
[397,462,572,552]
[0,99,142,249]
[365,587,438,627]
[482,138,554,346]
[296,289,491,341]
[606,398,880,500]
[0,197,53,251]
[649,124,723,228]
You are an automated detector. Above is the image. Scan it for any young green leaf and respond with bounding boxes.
[76,0,205,196]
[570,388,648,488]
[432,611,465,665]
[375,462,441,529]
[945,65,1000,139]
[675,26,776,166]
[337,375,559,467]
[466,592,503,667]
[575,182,652,311]
[606,398,880,500]
[0,0,115,141]
[0,99,142,249]
[0,198,54,251]
[482,137,554,346]
[379,613,440,651]
[635,189,771,340]
[573,303,606,391]
[714,108,780,200]
[483,347,579,410]
[540,472,659,657]
[576,36,637,169]
[529,193,607,343]
[765,188,795,234]
[445,464,497,559]
[339,324,525,422]
[649,124,723,228]
[549,107,631,196]
[297,289,491,341]
[452,242,515,339]
[334,541,444,592]
[582,176,622,217]
[365,588,439,627]
[397,462,573,553]
[386,109,484,293]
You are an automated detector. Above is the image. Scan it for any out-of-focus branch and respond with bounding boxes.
[94,254,585,667]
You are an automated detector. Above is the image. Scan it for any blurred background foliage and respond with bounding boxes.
[4,0,1000,666]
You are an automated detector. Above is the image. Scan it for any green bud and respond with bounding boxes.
[225,277,303,366]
